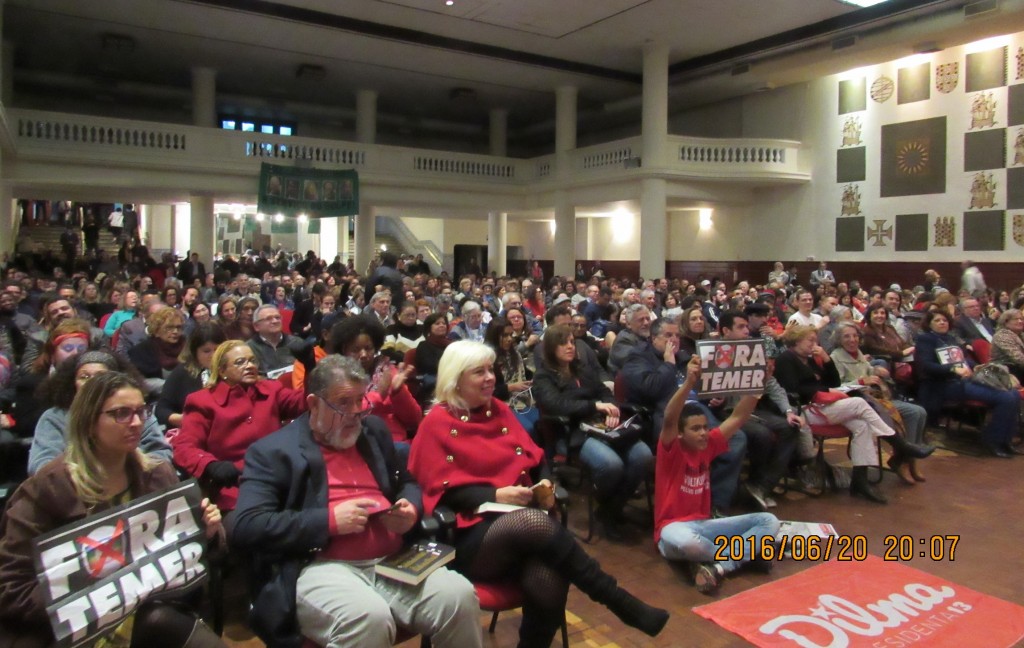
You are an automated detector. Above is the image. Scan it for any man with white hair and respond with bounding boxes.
[248,304,310,376]
[448,300,486,342]
[368,291,394,327]
[608,304,653,373]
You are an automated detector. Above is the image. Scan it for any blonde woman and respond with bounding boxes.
[171,340,306,510]
[0,372,225,648]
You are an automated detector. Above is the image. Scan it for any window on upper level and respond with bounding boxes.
[220,116,296,136]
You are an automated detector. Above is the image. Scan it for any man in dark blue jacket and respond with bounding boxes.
[231,355,481,648]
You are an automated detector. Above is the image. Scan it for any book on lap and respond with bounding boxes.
[375,541,456,586]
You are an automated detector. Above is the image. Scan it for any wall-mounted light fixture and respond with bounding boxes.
[699,208,713,231]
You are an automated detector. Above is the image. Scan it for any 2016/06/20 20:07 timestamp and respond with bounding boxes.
[712,534,960,562]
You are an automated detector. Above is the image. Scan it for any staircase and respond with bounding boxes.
[15,224,123,259]
[374,233,406,259]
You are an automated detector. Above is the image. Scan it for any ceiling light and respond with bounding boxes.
[445,0,454,5]
[837,0,891,7]
[275,213,285,223]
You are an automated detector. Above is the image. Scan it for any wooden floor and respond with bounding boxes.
[220,424,1024,648]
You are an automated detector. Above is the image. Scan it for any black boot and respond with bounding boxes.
[884,434,935,460]
[849,466,887,504]
[562,544,669,636]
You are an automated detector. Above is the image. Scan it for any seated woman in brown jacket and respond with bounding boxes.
[0,372,224,648]
[861,304,914,364]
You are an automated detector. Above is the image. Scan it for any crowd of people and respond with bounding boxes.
[0,241,1021,647]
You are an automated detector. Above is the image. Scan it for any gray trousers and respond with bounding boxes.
[296,559,483,648]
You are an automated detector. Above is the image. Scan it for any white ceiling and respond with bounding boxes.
[3,0,997,149]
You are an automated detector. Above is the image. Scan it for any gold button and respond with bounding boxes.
[486,410,492,417]
[450,428,458,437]
[446,455,454,463]
[443,480,449,488]
[515,446,523,455]
[501,427,509,435]
[460,415,470,422]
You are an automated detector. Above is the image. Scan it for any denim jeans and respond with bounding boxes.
[579,437,653,501]
[937,380,1021,446]
[658,513,781,573]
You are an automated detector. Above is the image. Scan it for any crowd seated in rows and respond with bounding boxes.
[1,241,1024,645]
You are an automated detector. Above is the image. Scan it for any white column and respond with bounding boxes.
[639,178,667,280]
[489,109,508,157]
[338,215,351,264]
[320,217,338,263]
[487,211,507,276]
[189,195,215,268]
[642,44,669,169]
[553,191,575,278]
[555,86,577,178]
[173,203,192,256]
[355,206,375,274]
[356,90,377,144]
[191,67,217,128]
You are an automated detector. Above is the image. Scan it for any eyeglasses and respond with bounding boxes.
[256,315,282,323]
[230,356,259,368]
[104,405,153,424]
[317,393,373,419]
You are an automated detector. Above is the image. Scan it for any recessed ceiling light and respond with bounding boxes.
[837,0,890,7]
[445,0,454,5]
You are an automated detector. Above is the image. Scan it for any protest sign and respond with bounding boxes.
[32,480,208,647]
[696,339,767,398]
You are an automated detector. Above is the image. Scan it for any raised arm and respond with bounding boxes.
[718,395,758,441]
[659,355,701,447]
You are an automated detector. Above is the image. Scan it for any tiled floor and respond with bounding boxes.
[220,426,1024,647]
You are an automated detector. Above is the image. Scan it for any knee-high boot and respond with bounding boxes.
[560,543,669,637]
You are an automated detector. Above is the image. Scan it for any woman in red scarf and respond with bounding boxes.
[409,340,668,647]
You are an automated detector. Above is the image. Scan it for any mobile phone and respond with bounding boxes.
[370,502,401,516]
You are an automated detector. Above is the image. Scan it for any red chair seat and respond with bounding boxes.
[810,424,850,439]
[474,580,524,611]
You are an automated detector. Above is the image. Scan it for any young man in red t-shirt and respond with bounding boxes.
[654,356,781,594]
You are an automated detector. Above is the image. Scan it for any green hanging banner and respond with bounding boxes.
[257,163,359,218]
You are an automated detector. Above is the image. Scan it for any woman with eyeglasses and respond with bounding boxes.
[326,315,422,447]
[29,349,172,475]
[991,308,1024,382]
[127,306,186,396]
[0,372,226,648]
[409,341,668,646]
[171,340,307,510]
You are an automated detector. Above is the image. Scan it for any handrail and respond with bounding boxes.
[376,215,444,273]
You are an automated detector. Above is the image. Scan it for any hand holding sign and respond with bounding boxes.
[200,498,222,540]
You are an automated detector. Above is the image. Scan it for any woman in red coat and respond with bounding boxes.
[409,340,668,647]
[171,340,306,510]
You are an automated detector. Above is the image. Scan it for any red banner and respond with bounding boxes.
[694,555,1024,648]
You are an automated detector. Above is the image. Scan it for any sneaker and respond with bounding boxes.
[694,563,725,595]
[744,483,770,512]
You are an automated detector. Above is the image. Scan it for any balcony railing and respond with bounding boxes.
[8,109,808,190]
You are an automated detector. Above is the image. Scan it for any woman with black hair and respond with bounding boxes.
[327,314,422,445]
[30,350,173,474]
[408,312,451,407]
